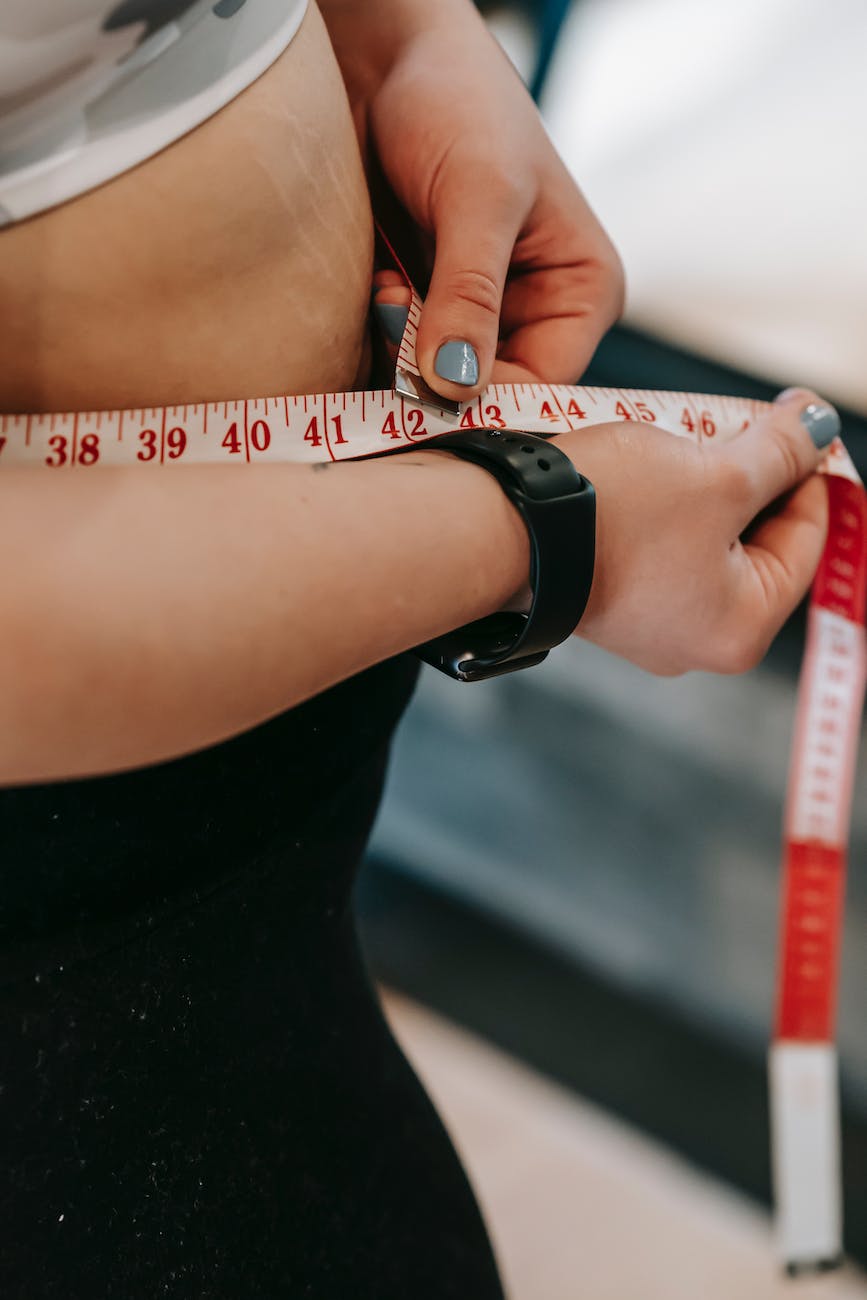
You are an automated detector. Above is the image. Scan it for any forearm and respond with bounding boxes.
[0,452,528,785]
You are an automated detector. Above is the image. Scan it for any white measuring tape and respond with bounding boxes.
[1,304,863,1272]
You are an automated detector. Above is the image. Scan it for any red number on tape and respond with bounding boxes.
[222,422,242,455]
[166,426,187,459]
[405,407,427,438]
[303,417,323,448]
[250,420,270,453]
[331,415,347,446]
[138,430,157,461]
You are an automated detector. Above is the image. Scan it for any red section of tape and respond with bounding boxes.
[813,475,867,625]
[776,840,846,1041]
[775,471,867,1043]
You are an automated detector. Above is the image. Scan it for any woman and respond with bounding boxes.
[0,0,835,1294]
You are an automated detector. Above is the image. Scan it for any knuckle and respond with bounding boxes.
[443,266,502,320]
[776,386,815,407]
[767,419,808,485]
[655,661,688,680]
[716,457,752,505]
[611,269,626,321]
[596,241,626,317]
[710,627,767,676]
[486,168,529,212]
[562,237,626,324]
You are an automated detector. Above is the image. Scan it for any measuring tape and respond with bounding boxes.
[1,319,864,1272]
[772,452,866,1273]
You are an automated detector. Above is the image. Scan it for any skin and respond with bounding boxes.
[0,4,373,413]
[0,0,829,784]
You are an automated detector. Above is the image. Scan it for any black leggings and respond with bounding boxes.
[0,656,504,1299]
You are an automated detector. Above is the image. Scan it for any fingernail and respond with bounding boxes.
[434,340,479,387]
[800,401,841,449]
[374,303,409,345]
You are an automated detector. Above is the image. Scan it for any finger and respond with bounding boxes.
[415,174,529,402]
[372,280,411,346]
[723,387,841,528]
[493,260,623,382]
[372,269,409,305]
[496,192,624,382]
[730,474,829,655]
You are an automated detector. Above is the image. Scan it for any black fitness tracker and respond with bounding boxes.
[414,428,596,682]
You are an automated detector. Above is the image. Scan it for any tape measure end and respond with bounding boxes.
[394,370,461,419]
[769,1042,842,1269]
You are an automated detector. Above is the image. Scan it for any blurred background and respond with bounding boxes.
[356,2,867,1295]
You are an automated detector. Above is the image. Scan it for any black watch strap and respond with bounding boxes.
[414,428,596,682]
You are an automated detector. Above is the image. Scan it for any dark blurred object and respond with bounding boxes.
[476,0,575,101]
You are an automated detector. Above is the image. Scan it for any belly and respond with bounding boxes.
[0,3,373,414]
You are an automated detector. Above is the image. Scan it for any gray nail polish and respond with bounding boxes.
[374,303,410,345]
[800,402,841,449]
[435,340,479,387]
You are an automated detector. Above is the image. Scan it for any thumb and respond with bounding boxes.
[724,387,841,530]
[415,180,527,402]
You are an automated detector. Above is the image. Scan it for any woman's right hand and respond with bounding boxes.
[551,387,837,676]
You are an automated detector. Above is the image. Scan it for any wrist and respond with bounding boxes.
[406,447,533,615]
[411,431,596,681]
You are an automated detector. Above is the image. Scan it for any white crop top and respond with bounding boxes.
[0,0,308,225]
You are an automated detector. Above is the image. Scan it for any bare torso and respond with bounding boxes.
[0,2,373,414]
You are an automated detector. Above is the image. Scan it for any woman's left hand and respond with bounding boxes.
[320,0,625,402]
